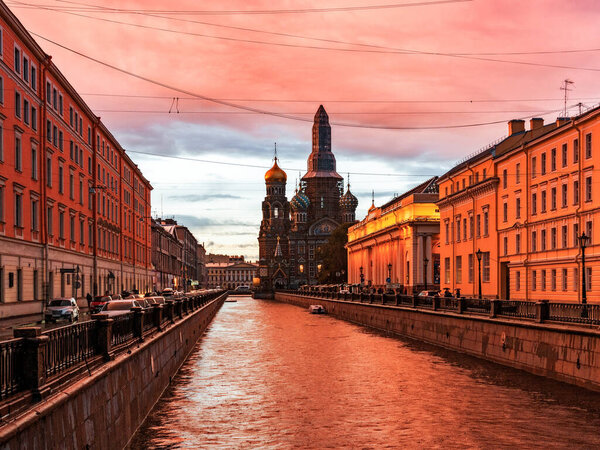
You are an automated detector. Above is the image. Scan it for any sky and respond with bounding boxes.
[10,0,600,260]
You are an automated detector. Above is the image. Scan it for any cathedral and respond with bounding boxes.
[257,106,358,291]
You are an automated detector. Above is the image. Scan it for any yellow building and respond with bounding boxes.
[347,178,440,292]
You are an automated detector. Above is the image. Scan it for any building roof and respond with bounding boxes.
[379,177,439,212]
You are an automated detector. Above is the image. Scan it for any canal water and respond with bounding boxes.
[131,296,600,449]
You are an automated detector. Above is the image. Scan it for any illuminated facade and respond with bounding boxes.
[206,262,258,289]
[438,111,600,302]
[347,178,440,292]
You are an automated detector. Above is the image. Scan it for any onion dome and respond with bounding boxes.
[265,157,287,183]
[340,188,358,211]
[291,190,310,211]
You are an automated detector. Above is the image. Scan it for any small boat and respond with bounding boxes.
[309,305,326,314]
[225,297,238,302]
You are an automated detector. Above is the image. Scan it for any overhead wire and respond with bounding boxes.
[10,0,600,73]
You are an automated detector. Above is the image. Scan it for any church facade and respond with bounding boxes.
[257,106,358,291]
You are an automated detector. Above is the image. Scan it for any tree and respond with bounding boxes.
[316,223,352,284]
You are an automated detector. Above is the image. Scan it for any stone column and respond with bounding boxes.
[91,314,114,361]
[153,304,163,330]
[132,306,145,341]
[165,300,175,323]
[13,327,50,400]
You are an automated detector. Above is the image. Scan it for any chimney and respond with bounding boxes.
[556,117,570,127]
[529,118,544,130]
[508,119,525,135]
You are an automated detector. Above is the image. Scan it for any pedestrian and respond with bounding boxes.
[86,292,92,311]
[455,288,461,299]
[444,288,452,298]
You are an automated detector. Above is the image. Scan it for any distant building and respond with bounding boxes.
[257,106,358,291]
[197,243,207,288]
[206,254,244,264]
[154,219,198,291]
[206,261,258,289]
[347,179,440,293]
[151,219,183,292]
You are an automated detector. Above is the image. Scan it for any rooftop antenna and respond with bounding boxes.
[560,79,574,117]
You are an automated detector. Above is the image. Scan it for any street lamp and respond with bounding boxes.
[579,232,590,306]
[476,249,483,299]
[387,263,392,282]
[359,266,364,285]
[423,257,429,291]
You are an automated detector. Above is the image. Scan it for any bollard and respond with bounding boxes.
[132,306,145,341]
[176,299,183,319]
[91,314,114,361]
[395,293,400,306]
[13,327,50,400]
[433,296,440,311]
[412,294,419,308]
[457,298,466,314]
[536,300,549,323]
[369,293,374,304]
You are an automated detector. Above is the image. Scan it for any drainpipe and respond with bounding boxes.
[522,144,530,302]
[92,119,99,297]
[573,121,583,300]
[40,56,51,308]
[466,165,476,296]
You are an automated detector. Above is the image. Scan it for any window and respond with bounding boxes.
[515,271,521,291]
[532,193,537,215]
[46,81,51,104]
[31,65,36,91]
[562,225,568,248]
[531,231,537,252]
[503,236,508,256]
[562,269,568,291]
[516,163,520,184]
[23,99,29,125]
[52,88,57,110]
[586,220,593,244]
[31,147,37,179]
[541,229,546,251]
[58,165,63,193]
[551,148,556,171]
[574,223,579,249]
[541,269,547,290]
[69,172,74,200]
[562,143,568,167]
[31,199,38,231]
[69,107,73,127]
[14,135,21,172]
[70,215,75,242]
[551,227,557,249]
[574,180,580,205]
[59,94,63,115]
[574,138,579,163]
[31,106,37,130]
[516,233,521,253]
[13,47,20,73]
[585,133,592,159]
[516,197,521,219]
[444,257,450,284]
[551,269,557,291]
[476,214,481,237]
[14,192,22,227]
[80,220,84,245]
[59,211,64,239]
[46,156,52,187]
[46,120,51,142]
[463,217,467,240]
[532,270,537,290]
[574,268,579,291]
[469,215,474,239]
[468,254,473,283]
[586,267,592,291]
[541,153,546,175]
[23,56,29,81]
[47,206,53,235]
[482,252,490,282]
[503,202,508,222]
[483,211,489,236]
[0,77,3,104]
[585,176,592,202]
[0,185,3,222]
[531,157,537,178]
[14,90,21,118]
[456,217,461,241]
[541,190,547,213]
[455,256,462,283]
[502,169,507,188]
[551,187,557,210]
[562,184,568,208]
[483,169,487,179]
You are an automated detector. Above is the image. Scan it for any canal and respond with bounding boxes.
[131,296,600,448]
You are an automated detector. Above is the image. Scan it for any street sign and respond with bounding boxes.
[386,277,391,283]
[60,268,76,274]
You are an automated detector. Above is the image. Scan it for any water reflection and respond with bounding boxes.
[131,297,600,449]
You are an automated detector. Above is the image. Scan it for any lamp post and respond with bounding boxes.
[578,232,590,307]
[387,262,392,284]
[359,266,364,285]
[423,257,429,291]
[476,249,483,299]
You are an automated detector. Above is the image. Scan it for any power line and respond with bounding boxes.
[92,108,561,115]
[34,0,474,15]
[13,1,600,73]
[26,30,566,130]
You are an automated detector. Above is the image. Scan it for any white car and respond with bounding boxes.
[45,298,80,323]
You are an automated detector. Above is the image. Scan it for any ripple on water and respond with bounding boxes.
[130,297,600,449]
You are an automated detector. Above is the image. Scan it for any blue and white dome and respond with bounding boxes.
[290,190,310,211]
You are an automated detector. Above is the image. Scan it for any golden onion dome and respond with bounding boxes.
[264,158,287,183]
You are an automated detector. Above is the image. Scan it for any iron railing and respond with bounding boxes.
[497,300,537,320]
[548,303,600,325]
[0,338,24,399]
[44,321,97,378]
[111,313,135,347]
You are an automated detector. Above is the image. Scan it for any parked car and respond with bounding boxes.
[90,296,112,313]
[418,290,440,297]
[45,298,80,323]
[99,300,141,317]
[161,288,174,297]
[234,285,251,293]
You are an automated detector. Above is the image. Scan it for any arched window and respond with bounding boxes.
[274,207,279,218]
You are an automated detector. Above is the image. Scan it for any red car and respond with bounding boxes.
[90,296,112,314]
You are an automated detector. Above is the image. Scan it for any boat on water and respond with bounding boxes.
[225,298,238,302]
[309,305,326,314]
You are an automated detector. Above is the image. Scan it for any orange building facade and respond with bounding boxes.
[347,178,440,292]
[439,110,600,303]
[0,3,152,317]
